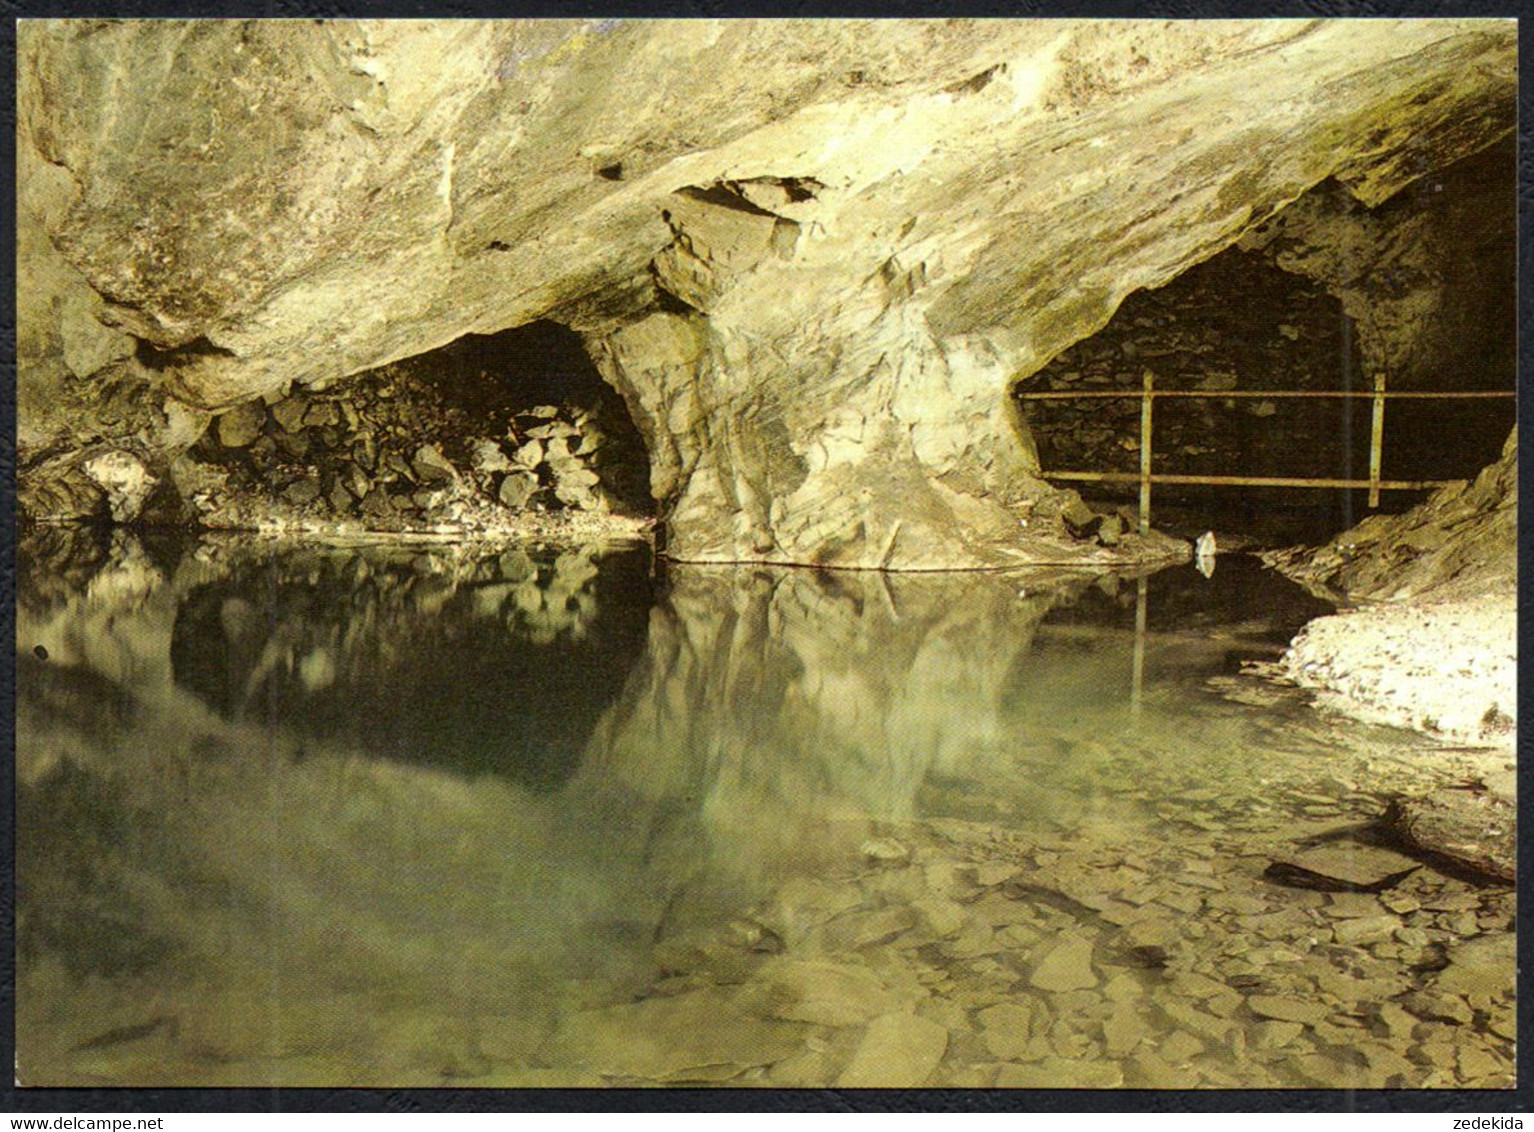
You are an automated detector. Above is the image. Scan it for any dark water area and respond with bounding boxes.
[167,545,653,789]
[1036,554,1333,639]
[14,529,1514,1088]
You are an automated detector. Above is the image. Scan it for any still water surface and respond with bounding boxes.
[15,530,1514,1088]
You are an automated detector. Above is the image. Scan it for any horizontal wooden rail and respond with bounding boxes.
[1044,470,1458,490]
[1015,389,1515,401]
[1022,377,1506,527]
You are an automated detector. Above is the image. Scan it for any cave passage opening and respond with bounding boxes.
[196,320,654,531]
[1014,173,1516,550]
[1019,249,1377,545]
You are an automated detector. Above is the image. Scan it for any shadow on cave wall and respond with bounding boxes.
[1019,248,1369,514]
[1014,139,1515,545]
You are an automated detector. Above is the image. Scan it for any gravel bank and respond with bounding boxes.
[1284,592,1516,750]
[1270,430,1516,750]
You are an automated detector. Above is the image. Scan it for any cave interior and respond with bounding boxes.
[167,135,1517,555]
[11,19,1521,1093]
[187,319,654,532]
[1013,138,1515,548]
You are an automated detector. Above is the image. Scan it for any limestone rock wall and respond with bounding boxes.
[17,19,1516,567]
[589,303,1048,566]
[1237,141,1516,402]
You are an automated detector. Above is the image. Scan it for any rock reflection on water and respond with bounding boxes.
[580,566,1077,883]
[167,542,649,788]
[15,530,1515,1088]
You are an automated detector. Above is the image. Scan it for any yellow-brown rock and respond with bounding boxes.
[17,19,1515,566]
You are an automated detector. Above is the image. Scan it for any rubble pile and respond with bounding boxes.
[181,357,651,536]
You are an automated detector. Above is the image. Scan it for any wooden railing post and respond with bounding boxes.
[1368,372,1386,509]
[1014,383,1510,505]
[1131,574,1148,721]
[1138,370,1154,536]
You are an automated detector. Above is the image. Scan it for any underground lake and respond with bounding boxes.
[13,531,1516,1088]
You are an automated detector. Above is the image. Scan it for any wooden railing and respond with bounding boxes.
[1016,372,1515,533]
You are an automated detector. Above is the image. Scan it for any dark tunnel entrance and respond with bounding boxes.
[1015,140,1516,548]
[194,320,653,532]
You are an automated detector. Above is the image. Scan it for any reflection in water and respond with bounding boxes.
[14,530,1515,1088]
[169,545,651,788]
[579,566,1082,898]
[20,757,180,980]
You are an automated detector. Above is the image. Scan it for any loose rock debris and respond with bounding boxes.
[526,812,1513,1088]
[182,357,652,540]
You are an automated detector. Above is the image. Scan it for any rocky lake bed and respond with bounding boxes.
[14,533,1516,1090]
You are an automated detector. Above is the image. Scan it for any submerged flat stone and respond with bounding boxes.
[1249,1019,1304,1049]
[1100,1002,1146,1058]
[836,1012,948,1087]
[1246,994,1329,1026]
[1158,999,1233,1042]
[910,895,966,939]
[1126,1049,1199,1089]
[994,1057,1123,1089]
[976,1001,1046,1061]
[1322,891,1387,919]
[972,861,1020,887]
[860,837,911,866]
[1432,932,1515,999]
[758,958,905,1027]
[819,906,917,952]
[1285,845,1421,890]
[1158,1030,1205,1064]
[1330,915,1401,946]
[545,988,808,1081]
[1028,933,1098,993]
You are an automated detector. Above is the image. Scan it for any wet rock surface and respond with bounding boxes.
[550,801,1513,1089]
[1269,429,1517,607]
[1383,788,1516,887]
